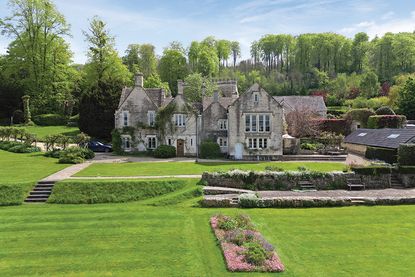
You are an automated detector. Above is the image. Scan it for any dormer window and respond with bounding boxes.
[123,111,129,127]
[218,119,227,130]
[253,92,259,103]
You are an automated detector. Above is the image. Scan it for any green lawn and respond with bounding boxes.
[0,193,413,276]
[0,150,68,183]
[25,125,80,141]
[75,161,346,177]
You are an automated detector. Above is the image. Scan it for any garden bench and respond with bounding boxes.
[347,178,365,191]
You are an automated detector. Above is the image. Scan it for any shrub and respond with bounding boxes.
[264,166,284,172]
[48,180,185,204]
[243,241,268,266]
[0,182,34,206]
[398,144,415,166]
[316,119,350,135]
[200,140,221,159]
[44,149,61,159]
[352,166,392,175]
[398,166,415,174]
[58,147,95,164]
[218,217,238,230]
[153,145,176,158]
[300,142,318,151]
[344,108,375,128]
[367,115,406,129]
[239,193,259,208]
[365,147,397,164]
[33,114,67,126]
[0,141,40,153]
[376,106,395,115]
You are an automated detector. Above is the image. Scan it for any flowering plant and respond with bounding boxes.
[211,214,284,272]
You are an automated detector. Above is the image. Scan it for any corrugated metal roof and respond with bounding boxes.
[344,128,415,149]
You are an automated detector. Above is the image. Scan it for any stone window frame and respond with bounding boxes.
[122,111,129,127]
[121,135,132,151]
[245,114,271,133]
[218,137,228,147]
[247,138,268,150]
[174,114,186,127]
[218,119,228,130]
[253,92,259,103]
[146,135,157,149]
[148,110,156,127]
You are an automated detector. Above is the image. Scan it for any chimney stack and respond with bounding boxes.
[177,80,184,95]
[213,91,219,103]
[134,73,144,87]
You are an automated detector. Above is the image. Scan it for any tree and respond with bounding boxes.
[122,44,141,73]
[188,41,200,72]
[183,73,217,104]
[360,71,379,98]
[138,44,157,78]
[0,0,76,114]
[231,41,241,68]
[197,45,219,76]
[158,47,188,95]
[79,16,131,139]
[397,77,415,119]
[216,39,231,67]
[144,73,170,94]
[250,41,260,66]
[351,32,369,73]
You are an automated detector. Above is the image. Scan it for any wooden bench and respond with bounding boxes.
[347,178,365,191]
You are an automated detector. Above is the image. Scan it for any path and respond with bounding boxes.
[69,175,201,180]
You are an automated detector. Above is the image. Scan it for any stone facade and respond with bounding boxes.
[115,75,284,159]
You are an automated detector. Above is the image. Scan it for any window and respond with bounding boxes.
[148,111,155,127]
[247,138,268,149]
[167,138,172,146]
[218,119,227,130]
[190,138,193,146]
[174,114,186,127]
[121,136,131,151]
[122,111,129,127]
[245,114,270,133]
[253,92,259,103]
[147,136,157,149]
[218,137,228,147]
[357,133,367,137]
[387,134,400,139]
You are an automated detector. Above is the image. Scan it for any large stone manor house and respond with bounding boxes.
[114,73,325,159]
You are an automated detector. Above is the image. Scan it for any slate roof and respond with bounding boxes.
[118,87,172,109]
[273,96,327,114]
[344,128,415,149]
[202,96,237,111]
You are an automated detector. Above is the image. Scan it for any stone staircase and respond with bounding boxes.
[25,180,56,203]
[390,175,405,189]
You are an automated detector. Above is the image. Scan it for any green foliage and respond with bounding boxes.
[58,147,94,164]
[199,140,221,159]
[376,106,395,115]
[0,141,40,153]
[365,147,398,164]
[397,77,415,119]
[183,73,217,103]
[153,145,176,158]
[397,166,415,174]
[367,115,406,129]
[143,73,170,93]
[398,144,415,166]
[243,241,268,266]
[0,182,34,206]
[345,108,376,127]
[67,114,79,127]
[48,180,186,204]
[111,129,122,154]
[33,114,67,126]
[158,48,188,95]
[44,149,61,159]
[352,166,392,175]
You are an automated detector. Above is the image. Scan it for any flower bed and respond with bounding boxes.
[210,214,284,272]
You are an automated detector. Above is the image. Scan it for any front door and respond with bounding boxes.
[177,139,185,157]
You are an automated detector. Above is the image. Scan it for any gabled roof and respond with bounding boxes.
[118,86,172,109]
[344,128,415,149]
[273,96,327,113]
[118,87,133,108]
[228,83,283,109]
[202,96,236,111]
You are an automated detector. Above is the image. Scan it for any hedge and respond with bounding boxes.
[352,166,392,175]
[200,140,222,159]
[398,144,415,166]
[153,145,176,158]
[315,119,350,135]
[398,166,415,174]
[33,114,67,126]
[367,115,406,129]
[344,108,375,128]
[0,141,40,153]
[48,180,186,204]
[365,146,397,164]
[0,182,34,206]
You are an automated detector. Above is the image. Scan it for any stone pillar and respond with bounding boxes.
[134,73,144,87]
[22,95,33,125]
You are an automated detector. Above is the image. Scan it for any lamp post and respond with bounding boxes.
[196,114,201,162]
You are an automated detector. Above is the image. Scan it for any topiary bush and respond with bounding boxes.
[344,108,375,128]
[398,144,415,166]
[153,145,176,158]
[365,147,398,164]
[352,166,392,175]
[367,115,406,129]
[33,113,67,126]
[376,106,395,115]
[58,147,95,164]
[200,140,222,159]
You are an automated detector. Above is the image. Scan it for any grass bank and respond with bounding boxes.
[75,161,346,177]
[24,125,80,141]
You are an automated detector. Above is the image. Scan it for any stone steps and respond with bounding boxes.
[203,186,253,195]
[25,181,55,204]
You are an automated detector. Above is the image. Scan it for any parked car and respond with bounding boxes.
[85,141,113,152]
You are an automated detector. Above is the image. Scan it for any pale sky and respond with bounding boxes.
[0,0,415,64]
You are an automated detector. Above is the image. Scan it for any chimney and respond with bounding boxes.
[134,73,143,87]
[213,91,219,103]
[177,80,184,95]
